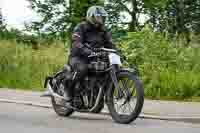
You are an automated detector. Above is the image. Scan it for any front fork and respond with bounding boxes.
[109,65,119,89]
[109,65,124,99]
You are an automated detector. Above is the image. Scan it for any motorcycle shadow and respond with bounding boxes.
[67,113,138,125]
[68,113,110,122]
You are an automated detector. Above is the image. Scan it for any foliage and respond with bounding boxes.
[145,0,200,45]
[26,0,104,38]
[24,0,200,46]
[0,40,67,90]
[0,8,7,35]
[118,26,200,99]
[1,26,200,100]
[0,1,200,100]
[105,0,168,31]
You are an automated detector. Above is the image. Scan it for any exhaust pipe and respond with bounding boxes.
[89,87,103,112]
[41,80,67,100]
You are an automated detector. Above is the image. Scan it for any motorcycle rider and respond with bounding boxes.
[64,6,116,103]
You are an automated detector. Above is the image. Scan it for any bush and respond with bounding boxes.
[118,26,200,100]
[0,26,200,100]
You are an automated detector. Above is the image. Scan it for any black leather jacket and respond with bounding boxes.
[70,21,115,59]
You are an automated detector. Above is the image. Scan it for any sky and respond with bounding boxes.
[0,0,38,29]
[0,0,148,30]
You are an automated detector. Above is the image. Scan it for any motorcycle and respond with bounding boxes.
[42,46,144,124]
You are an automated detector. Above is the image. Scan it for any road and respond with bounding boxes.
[0,102,200,133]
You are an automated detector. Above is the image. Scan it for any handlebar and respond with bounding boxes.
[100,47,117,53]
[84,43,118,58]
[88,51,108,58]
[84,43,117,53]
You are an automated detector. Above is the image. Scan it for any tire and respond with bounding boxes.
[106,71,144,124]
[51,72,74,117]
[51,97,74,117]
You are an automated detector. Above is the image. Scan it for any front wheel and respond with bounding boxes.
[107,71,144,124]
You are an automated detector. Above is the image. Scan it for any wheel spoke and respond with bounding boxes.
[127,102,134,112]
[116,103,122,113]
[113,77,138,116]
[122,105,127,113]
[119,103,126,113]
[121,80,130,97]
[127,103,132,113]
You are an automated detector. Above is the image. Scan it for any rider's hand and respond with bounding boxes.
[100,51,107,57]
[93,47,101,52]
[91,51,96,55]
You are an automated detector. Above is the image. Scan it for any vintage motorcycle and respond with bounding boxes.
[42,46,144,124]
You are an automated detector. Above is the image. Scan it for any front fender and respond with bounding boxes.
[119,67,139,76]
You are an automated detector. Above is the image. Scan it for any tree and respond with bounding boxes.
[143,0,168,32]
[146,0,200,33]
[0,8,6,31]
[105,0,168,32]
[26,0,104,40]
[0,8,3,27]
[0,8,7,39]
[143,0,200,46]
[105,0,143,32]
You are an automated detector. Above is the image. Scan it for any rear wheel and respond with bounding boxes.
[107,71,144,124]
[51,75,74,117]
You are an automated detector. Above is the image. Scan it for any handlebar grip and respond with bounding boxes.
[93,48,101,52]
[84,43,102,52]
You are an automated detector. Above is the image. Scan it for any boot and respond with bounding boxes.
[63,79,73,106]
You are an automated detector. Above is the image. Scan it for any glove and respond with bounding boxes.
[95,51,107,57]
[93,47,102,52]
[83,47,93,56]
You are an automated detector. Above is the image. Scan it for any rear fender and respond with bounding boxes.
[44,65,72,89]
[43,70,66,89]
[44,76,53,88]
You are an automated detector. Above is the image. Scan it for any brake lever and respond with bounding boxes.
[88,52,97,58]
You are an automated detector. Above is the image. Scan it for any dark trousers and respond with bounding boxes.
[64,57,88,100]
[69,57,88,81]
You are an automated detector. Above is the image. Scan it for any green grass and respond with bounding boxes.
[0,34,200,101]
[118,27,200,100]
[0,40,67,91]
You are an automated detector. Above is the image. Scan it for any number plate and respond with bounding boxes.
[109,53,122,65]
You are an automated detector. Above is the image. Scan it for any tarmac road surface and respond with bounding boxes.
[0,102,200,133]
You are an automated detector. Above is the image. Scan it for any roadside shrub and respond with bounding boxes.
[0,40,67,90]
[118,26,200,100]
